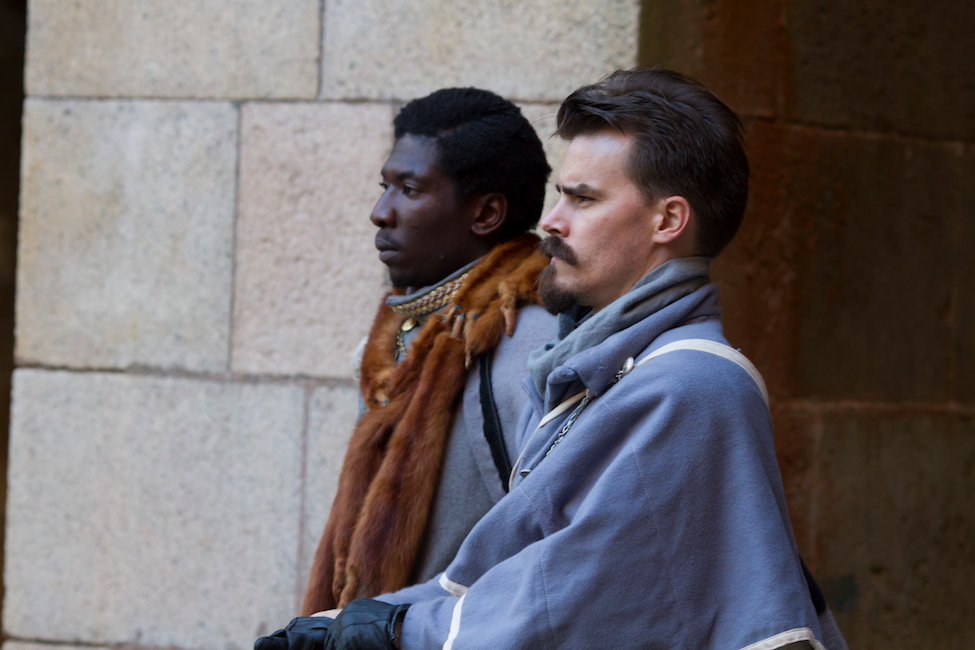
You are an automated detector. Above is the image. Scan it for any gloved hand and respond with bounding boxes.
[323,599,410,650]
[255,616,333,650]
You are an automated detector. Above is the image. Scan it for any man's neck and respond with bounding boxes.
[386,257,482,318]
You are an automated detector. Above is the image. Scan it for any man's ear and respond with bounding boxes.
[470,193,508,237]
[652,196,693,249]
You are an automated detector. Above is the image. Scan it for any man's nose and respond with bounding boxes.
[370,191,394,227]
[538,199,566,236]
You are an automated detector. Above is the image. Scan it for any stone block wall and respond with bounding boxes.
[643,1,975,648]
[9,1,973,649]
[4,1,638,649]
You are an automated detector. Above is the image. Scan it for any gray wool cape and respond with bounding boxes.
[380,259,841,650]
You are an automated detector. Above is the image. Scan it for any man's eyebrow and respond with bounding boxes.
[556,182,598,197]
[380,168,419,181]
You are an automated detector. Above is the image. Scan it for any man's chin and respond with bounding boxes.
[538,265,578,315]
[385,267,413,289]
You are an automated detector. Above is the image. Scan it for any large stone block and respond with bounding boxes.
[25,1,320,99]
[788,131,965,402]
[320,0,639,101]
[712,120,797,397]
[785,0,975,140]
[805,408,975,650]
[16,99,236,372]
[298,383,360,594]
[232,103,395,378]
[4,369,305,648]
[639,0,782,118]
[519,103,567,217]
[639,0,975,137]
[768,402,819,553]
[718,122,969,402]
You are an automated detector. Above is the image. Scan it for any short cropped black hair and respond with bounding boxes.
[394,88,551,240]
[555,68,749,257]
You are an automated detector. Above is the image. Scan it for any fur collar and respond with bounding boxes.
[302,234,548,613]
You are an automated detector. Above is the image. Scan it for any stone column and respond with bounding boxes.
[4,1,640,649]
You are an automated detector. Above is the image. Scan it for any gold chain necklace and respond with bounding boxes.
[392,271,470,357]
[389,272,470,318]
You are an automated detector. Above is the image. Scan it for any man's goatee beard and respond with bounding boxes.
[538,264,578,315]
[537,236,581,315]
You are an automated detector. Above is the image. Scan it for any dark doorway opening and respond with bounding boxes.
[0,0,26,629]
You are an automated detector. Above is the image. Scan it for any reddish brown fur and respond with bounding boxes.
[301,235,548,614]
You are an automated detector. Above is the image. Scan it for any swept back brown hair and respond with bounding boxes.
[556,68,749,257]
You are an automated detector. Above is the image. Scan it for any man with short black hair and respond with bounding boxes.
[260,69,846,650]
[299,87,556,615]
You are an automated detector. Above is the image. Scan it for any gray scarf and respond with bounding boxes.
[527,256,712,395]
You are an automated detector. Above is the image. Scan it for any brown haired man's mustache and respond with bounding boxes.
[538,236,578,265]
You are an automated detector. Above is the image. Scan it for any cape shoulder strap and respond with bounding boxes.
[634,338,769,407]
[509,338,768,490]
[536,339,769,431]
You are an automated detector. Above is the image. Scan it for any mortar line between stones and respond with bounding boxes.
[946,196,959,403]
[865,416,876,574]
[948,284,958,404]
[745,115,975,147]
[316,0,326,101]
[296,380,313,611]
[810,406,823,569]
[773,398,975,416]
[26,94,567,108]
[23,94,379,105]
[1,637,111,648]
[227,101,243,373]
[3,640,213,650]
[28,94,321,104]
[12,361,357,388]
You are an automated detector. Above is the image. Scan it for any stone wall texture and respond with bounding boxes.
[16,99,237,371]
[5,370,305,647]
[646,0,975,648]
[232,102,393,377]
[319,0,640,101]
[5,1,639,649]
[25,1,321,99]
[5,1,972,649]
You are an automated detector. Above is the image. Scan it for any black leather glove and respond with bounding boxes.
[323,599,410,650]
[255,616,333,650]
